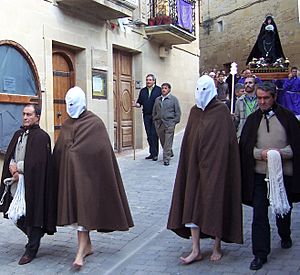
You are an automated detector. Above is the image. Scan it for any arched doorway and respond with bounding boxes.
[52,46,75,141]
[0,40,40,153]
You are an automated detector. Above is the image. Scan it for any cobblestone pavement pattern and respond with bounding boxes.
[0,131,300,274]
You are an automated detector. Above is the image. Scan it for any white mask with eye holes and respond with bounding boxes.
[65,86,87,119]
[195,75,217,110]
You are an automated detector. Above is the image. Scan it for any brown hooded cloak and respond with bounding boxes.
[167,100,243,244]
[53,111,133,231]
[0,125,57,234]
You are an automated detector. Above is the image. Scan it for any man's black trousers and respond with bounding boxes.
[17,216,44,257]
[143,114,158,157]
[252,173,292,259]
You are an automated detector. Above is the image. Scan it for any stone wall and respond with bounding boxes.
[199,0,300,73]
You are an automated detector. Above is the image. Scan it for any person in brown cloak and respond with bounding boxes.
[53,86,134,270]
[0,104,56,265]
[167,75,243,264]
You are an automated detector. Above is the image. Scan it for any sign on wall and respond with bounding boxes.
[92,69,107,99]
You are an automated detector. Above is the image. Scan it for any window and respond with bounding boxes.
[0,40,40,153]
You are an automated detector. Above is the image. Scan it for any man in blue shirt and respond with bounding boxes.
[238,69,262,85]
[282,67,300,118]
[133,74,161,160]
[283,67,300,93]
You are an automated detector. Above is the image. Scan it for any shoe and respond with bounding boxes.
[249,257,267,270]
[164,161,169,166]
[281,238,292,249]
[152,156,158,161]
[145,155,153,160]
[171,153,174,158]
[18,254,34,265]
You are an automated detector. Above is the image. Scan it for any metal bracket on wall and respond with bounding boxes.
[202,18,213,35]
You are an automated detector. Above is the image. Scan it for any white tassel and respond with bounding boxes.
[266,150,291,217]
[6,174,26,224]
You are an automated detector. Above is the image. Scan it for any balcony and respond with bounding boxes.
[144,0,196,46]
[56,0,137,20]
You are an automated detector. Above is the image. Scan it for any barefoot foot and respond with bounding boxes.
[180,251,202,265]
[210,248,222,261]
[73,250,85,269]
[72,262,82,271]
[84,249,93,258]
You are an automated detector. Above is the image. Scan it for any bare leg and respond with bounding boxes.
[73,231,93,268]
[85,233,93,258]
[210,237,222,261]
[180,228,202,264]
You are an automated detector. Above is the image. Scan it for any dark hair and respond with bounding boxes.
[291,66,298,71]
[256,81,277,97]
[25,104,41,117]
[146,74,156,81]
[235,83,244,92]
[244,76,256,83]
[161,82,171,89]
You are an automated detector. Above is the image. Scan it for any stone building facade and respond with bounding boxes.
[0,0,200,172]
[199,0,300,73]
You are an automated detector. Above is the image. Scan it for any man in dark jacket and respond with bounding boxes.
[0,104,56,265]
[240,82,300,271]
[133,74,161,160]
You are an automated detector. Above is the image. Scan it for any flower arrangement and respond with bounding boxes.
[248,57,289,72]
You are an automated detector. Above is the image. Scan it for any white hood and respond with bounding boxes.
[195,75,217,110]
[65,86,87,119]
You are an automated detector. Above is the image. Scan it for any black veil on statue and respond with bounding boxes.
[246,16,285,64]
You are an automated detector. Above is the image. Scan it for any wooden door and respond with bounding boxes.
[52,47,75,141]
[113,49,134,152]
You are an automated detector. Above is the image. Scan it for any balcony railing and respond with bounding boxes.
[149,0,195,34]
[144,0,196,45]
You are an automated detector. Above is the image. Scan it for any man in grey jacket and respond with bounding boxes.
[152,83,181,166]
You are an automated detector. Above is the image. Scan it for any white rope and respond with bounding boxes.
[265,150,290,217]
[6,174,26,224]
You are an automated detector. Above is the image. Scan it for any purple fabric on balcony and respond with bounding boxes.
[176,0,193,33]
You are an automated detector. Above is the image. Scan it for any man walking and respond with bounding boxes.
[240,82,300,270]
[234,76,259,140]
[167,75,242,264]
[0,104,57,265]
[53,87,133,269]
[152,83,181,166]
[133,74,161,161]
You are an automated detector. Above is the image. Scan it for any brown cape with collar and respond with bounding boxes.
[53,111,134,231]
[167,100,243,244]
[0,125,57,234]
[240,104,300,206]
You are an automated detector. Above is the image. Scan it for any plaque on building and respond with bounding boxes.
[92,69,107,99]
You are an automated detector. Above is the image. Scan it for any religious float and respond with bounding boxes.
[246,15,289,81]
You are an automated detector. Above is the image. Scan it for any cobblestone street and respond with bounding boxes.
[0,131,300,274]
